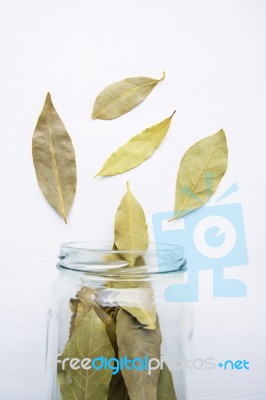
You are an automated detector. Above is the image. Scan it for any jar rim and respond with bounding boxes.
[58,241,186,275]
[60,241,183,253]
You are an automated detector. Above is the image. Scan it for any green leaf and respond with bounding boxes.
[157,363,178,400]
[58,308,114,400]
[116,309,162,400]
[173,129,228,219]
[32,93,77,222]
[96,111,175,176]
[92,72,165,120]
[114,182,149,266]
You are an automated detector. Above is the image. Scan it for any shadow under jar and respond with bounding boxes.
[45,242,193,400]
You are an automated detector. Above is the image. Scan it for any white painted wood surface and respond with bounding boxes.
[0,1,265,399]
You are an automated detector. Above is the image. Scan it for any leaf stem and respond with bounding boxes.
[159,71,166,81]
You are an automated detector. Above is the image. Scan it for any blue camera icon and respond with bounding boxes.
[153,194,249,301]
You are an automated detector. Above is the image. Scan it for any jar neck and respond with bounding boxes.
[58,242,186,278]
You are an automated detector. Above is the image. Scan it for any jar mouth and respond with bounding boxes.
[58,241,186,275]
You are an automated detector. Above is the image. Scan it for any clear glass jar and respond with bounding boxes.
[45,242,193,400]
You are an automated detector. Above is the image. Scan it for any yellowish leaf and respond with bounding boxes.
[114,182,148,266]
[96,111,175,176]
[92,72,165,120]
[173,129,228,219]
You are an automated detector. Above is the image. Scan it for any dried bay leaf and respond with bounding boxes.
[105,308,130,400]
[92,72,165,120]
[116,309,162,400]
[32,93,76,222]
[122,304,156,330]
[97,286,157,330]
[114,182,148,266]
[69,287,118,351]
[113,184,157,328]
[58,308,114,400]
[173,129,228,219]
[69,287,95,337]
[108,371,129,400]
[116,287,156,330]
[157,363,177,400]
[102,243,129,265]
[96,111,175,176]
[134,254,146,267]
[94,305,118,353]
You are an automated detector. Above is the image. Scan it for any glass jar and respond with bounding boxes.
[45,242,193,400]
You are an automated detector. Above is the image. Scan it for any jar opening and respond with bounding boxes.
[58,241,186,275]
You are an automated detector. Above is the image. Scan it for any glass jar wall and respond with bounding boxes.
[45,242,193,400]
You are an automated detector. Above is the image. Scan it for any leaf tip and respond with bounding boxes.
[168,214,177,222]
[46,92,52,101]
[214,128,226,139]
[220,128,226,138]
[216,129,228,149]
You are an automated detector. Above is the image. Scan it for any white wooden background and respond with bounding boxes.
[0,1,266,399]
